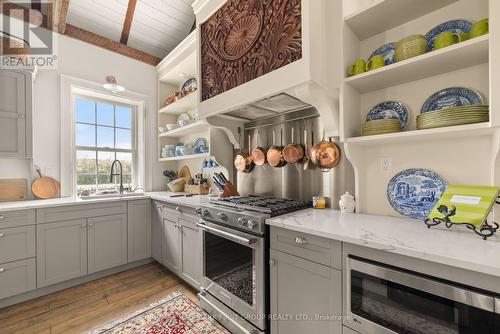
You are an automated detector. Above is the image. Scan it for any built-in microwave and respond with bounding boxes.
[344,256,500,334]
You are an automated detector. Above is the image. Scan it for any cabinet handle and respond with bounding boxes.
[269,259,276,266]
[295,237,308,245]
[0,268,5,273]
[81,223,87,228]
[88,223,93,227]
[0,233,4,237]
[0,215,4,219]
[175,206,181,212]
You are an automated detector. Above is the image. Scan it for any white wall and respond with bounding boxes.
[3,32,164,194]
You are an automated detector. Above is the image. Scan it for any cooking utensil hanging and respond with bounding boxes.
[303,123,315,170]
[283,126,304,164]
[310,131,341,172]
[251,129,267,166]
[267,127,286,167]
[234,130,255,173]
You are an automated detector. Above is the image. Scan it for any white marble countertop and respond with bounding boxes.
[0,192,210,211]
[266,208,500,277]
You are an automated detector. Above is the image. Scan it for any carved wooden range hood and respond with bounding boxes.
[193,0,342,134]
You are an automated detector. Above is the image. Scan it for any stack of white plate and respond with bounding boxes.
[362,119,402,136]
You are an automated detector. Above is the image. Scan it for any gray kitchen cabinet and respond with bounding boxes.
[179,217,201,288]
[88,214,128,274]
[0,70,32,157]
[0,258,36,300]
[0,225,35,264]
[162,218,181,272]
[128,200,151,262]
[37,219,88,287]
[270,249,342,334]
[151,202,163,262]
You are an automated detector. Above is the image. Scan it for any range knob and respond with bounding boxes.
[201,209,210,217]
[238,217,248,226]
[218,212,228,220]
[247,219,257,229]
[195,208,203,215]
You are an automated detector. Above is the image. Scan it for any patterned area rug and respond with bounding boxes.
[93,292,230,334]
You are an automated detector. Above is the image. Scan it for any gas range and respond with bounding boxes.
[196,195,312,236]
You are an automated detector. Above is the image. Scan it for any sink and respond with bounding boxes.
[79,192,145,200]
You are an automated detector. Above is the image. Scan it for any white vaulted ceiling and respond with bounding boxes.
[67,0,195,59]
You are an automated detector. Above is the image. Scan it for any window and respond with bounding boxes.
[75,97,137,194]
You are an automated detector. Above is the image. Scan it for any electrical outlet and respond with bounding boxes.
[380,158,392,173]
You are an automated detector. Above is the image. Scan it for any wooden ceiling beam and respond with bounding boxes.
[65,24,161,66]
[1,0,161,66]
[120,0,137,45]
[47,0,69,34]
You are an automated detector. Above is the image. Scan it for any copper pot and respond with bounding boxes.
[267,128,286,168]
[310,135,341,171]
[234,133,255,173]
[283,126,304,164]
[251,130,267,166]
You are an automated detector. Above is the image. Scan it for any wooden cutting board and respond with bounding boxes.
[0,179,28,202]
[32,166,60,199]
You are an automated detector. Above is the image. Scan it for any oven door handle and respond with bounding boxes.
[197,221,258,246]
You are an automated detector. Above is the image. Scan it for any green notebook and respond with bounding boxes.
[427,185,500,228]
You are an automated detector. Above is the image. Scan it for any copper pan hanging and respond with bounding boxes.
[251,129,267,166]
[266,128,286,168]
[310,131,341,172]
[283,126,304,164]
[234,132,255,173]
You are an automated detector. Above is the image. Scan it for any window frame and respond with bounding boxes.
[74,94,139,193]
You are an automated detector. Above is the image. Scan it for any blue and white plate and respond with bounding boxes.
[387,168,447,220]
[194,138,207,148]
[425,19,473,50]
[421,87,484,113]
[366,101,409,129]
[181,78,197,95]
[369,42,396,65]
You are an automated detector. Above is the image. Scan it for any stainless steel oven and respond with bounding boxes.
[345,256,500,334]
[198,218,266,334]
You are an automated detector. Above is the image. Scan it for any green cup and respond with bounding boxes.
[470,18,489,38]
[366,55,385,71]
[348,59,366,76]
[434,31,462,50]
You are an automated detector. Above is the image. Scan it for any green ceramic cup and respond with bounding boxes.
[470,18,489,38]
[434,31,462,50]
[366,55,385,71]
[348,59,366,76]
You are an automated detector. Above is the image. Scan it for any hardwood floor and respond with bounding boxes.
[0,262,198,334]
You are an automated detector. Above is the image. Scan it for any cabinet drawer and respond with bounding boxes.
[0,209,35,228]
[270,227,341,269]
[37,201,127,224]
[0,258,36,300]
[155,202,196,221]
[0,225,35,264]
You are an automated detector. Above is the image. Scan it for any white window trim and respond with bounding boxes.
[60,75,149,197]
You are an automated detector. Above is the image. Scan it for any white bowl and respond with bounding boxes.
[166,123,179,131]
[158,126,167,133]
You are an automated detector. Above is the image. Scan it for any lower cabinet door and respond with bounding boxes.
[127,200,152,263]
[151,202,163,262]
[162,218,180,273]
[87,214,127,274]
[270,249,342,334]
[179,218,201,288]
[0,258,36,299]
[37,219,88,287]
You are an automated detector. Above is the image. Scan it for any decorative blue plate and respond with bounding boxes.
[181,78,197,95]
[369,42,396,65]
[366,101,409,129]
[194,138,207,148]
[420,87,483,113]
[425,19,473,50]
[387,168,447,220]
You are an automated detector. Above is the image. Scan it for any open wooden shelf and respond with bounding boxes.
[159,120,207,138]
[345,0,458,39]
[345,122,493,147]
[159,152,210,162]
[159,92,198,115]
[345,35,489,93]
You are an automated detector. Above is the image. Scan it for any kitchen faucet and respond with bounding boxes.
[110,160,124,194]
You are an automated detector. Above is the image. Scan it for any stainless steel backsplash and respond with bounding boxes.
[236,109,355,208]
